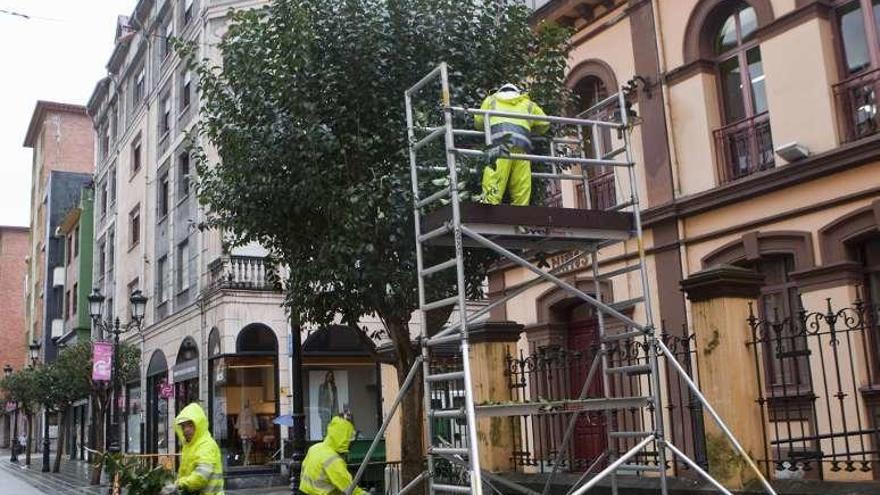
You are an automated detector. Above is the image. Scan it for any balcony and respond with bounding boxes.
[207,255,276,291]
[833,68,880,143]
[713,112,774,184]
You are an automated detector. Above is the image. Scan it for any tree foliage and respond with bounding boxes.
[0,367,40,414]
[190,0,570,331]
[186,1,570,486]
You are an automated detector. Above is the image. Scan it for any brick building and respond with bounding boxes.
[0,226,30,448]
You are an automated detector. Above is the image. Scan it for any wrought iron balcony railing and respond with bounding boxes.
[833,68,880,143]
[713,111,774,184]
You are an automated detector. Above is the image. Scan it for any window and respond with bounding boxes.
[72,282,78,316]
[858,238,880,377]
[180,71,192,111]
[161,21,173,60]
[178,152,191,198]
[65,289,71,320]
[158,173,170,219]
[73,226,79,257]
[747,255,811,391]
[100,124,110,161]
[157,256,169,303]
[110,167,117,204]
[134,67,146,104]
[98,242,106,280]
[66,235,73,266]
[573,74,616,210]
[711,3,774,183]
[100,183,108,218]
[131,139,142,176]
[107,231,115,276]
[176,240,189,292]
[183,0,194,25]
[833,1,880,141]
[129,205,141,248]
[160,95,171,137]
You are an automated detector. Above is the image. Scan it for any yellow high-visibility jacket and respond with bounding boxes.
[174,403,225,495]
[475,90,549,151]
[300,416,367,495]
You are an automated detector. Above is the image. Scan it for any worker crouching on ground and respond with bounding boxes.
[475,83,549,206]
[300,415,370,495]
[163,403,225,495]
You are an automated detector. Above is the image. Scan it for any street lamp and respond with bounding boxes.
[28,340,40,368]
[88,288,147,454]
[4,364,17,463]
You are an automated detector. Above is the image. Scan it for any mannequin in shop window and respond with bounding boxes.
[236,400,258,466]
[318,371,339,437]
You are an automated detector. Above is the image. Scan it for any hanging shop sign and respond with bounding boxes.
[158,380,174,400]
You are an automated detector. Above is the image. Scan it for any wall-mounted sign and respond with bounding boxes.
[92,341,113,382]
[173,359,199,383]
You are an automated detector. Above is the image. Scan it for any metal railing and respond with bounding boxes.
[505,330,705,475]
[713,112,774,184]
[207,255,276,291]
[747,297,880,478]
[833,68,880,143]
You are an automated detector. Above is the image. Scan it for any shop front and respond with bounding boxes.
[174,337,200,411]
[125,381,142,454]
[69,399,89,459]
[209,324,280,472]
[145,350,170,455]
[302,325,383,490]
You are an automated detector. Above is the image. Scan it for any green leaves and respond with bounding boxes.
[187,0,570,337]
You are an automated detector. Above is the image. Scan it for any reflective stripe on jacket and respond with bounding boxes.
[300,416,367,495]
[474,91,549,151]
[175,403,225,495]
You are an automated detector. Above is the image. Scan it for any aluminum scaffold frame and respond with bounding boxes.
[345,63,778,495]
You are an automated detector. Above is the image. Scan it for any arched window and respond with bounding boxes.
[711,2,775,182]
[833,0,880,141]
[566,61,618,210]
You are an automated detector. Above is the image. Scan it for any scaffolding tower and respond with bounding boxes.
[345,63,779,495]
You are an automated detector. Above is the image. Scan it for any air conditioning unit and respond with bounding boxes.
[51,319,64,339]
[52,267,65,287]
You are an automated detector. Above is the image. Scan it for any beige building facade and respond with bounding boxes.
[473,0,880,485]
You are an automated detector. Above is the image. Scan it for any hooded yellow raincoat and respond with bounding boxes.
[174,403,225,495]
[475,90,549,206]
[299,416,367,495]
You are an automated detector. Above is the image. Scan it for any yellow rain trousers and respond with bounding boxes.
[299,416,367,495]
[174,403,225,495]
[475,91,549,206]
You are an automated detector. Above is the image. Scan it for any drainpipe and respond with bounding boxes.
[651,0,682,198]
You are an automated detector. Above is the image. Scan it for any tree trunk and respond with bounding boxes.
[385,316,425,495]
[89,396,106,485]
[53,408,67,473]
[25,413,33,466]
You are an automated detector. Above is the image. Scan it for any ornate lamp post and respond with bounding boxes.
[88,288,147,454]
[28,340,40,368]
[4,364,16,463]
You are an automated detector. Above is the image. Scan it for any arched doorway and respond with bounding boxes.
[174,337,200,412]
[146,350,170,454]
[209,324,280,472]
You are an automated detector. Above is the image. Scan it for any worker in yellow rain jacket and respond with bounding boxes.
[300,415,367,495]
[170,403,225,495]
[474,83,550,206]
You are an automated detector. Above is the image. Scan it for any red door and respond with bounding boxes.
[568,319,608,467]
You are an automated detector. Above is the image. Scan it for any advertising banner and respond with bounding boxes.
[92,341,113,382]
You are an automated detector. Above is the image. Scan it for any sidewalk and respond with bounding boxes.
[0,449,292,495]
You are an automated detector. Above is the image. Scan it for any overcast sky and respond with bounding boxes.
[0,0,138,227]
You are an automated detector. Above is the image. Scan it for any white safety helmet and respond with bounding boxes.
[498,83,521,94]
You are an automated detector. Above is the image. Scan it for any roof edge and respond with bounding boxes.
[23,101,88,148]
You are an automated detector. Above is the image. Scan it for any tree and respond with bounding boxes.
[187,0,569,485]
[1,367,40,466]
[83,340,140,484]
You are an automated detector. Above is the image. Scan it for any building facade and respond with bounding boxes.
[86,2,389,486]
[478,0,880,484]
[0,226,31,449]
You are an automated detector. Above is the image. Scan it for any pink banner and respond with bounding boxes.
[92,341,113,382]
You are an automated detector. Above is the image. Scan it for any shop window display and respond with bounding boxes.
[211,355,279,469]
